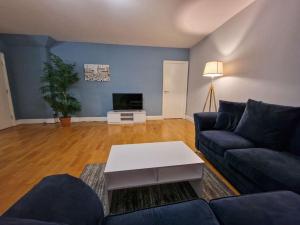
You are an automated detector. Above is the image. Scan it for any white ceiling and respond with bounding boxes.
[0,0,255,48]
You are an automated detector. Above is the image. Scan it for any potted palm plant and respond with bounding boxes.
[41,53,81,127]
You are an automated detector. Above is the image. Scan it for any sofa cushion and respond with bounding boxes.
[104,200,219,225]
[214,100,246,131]
[0,217,66,225]
[289,120,300,156]
[199,130,254,156]
[3,174,104,225]
[225,148,300,192]
[210,191,300,225]
[235,99,300,151]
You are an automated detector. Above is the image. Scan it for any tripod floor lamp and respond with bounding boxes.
[202,61,224,112]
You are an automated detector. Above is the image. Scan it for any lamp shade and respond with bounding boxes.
[203,61,224,78]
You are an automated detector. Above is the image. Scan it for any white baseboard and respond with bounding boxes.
[147,115,163,120]
[16,118,56,125]
[16,116,163,125]
[71,117,107,122]
[185,115,194,123]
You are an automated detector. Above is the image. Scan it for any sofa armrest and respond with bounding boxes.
[194,112,217,132]
[194,112,217,150]
[3,174,104,225]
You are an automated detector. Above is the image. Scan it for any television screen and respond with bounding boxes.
[113,93,143,110]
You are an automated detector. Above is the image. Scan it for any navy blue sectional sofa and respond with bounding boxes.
[194,99,300,194]
[1,174,300,225]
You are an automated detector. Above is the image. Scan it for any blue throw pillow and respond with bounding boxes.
[235,99,300,151]
[214,100,246,131]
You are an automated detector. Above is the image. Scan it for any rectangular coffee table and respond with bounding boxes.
[104,141,204,206]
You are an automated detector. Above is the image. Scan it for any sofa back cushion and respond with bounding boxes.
[214,100,246,131]
[235,99,300,151]
[3,174,104,225]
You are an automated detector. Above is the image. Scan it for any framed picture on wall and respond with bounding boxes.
[84,64,111,82]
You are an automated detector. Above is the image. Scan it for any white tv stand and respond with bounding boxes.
[107,110,146,124]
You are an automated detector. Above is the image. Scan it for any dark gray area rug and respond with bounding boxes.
[80,163,235,215]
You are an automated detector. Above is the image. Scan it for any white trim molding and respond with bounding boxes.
[147,115,163,120]
[16,116,163,125]
[71,117,107,122]
[185,115,194,123]
[16,118,56,125]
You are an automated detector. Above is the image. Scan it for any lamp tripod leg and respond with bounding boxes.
[209,87,212,112]
[203,78,218,112]
[211,85,217,111]
[203,85,211,112]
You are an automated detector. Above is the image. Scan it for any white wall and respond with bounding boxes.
[187,0,300,116]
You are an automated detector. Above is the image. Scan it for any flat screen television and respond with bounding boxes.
[113,93,143,110]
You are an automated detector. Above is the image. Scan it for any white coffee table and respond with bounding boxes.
[104,141,204,205]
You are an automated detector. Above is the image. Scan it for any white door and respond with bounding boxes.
[163,60,188,119]
[0,53,15,130]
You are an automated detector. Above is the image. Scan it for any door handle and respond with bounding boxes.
[164,90,170,93]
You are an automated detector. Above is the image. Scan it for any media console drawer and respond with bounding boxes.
[107,110,146,124]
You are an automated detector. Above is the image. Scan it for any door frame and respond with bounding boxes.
[0,52,16,127]
[162,60,189,119]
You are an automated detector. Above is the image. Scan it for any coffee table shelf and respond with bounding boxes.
[105,169,157,190]
[158,164,203,183]
[105,164,203,191]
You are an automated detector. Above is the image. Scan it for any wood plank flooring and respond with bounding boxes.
[0,119,238,213]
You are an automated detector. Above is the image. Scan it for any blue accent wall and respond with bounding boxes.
[0,34,189,119]
[5,46,51,119]
[0,34,54,119]
[51,42,189,117]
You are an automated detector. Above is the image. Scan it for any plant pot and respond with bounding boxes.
[59,117,71,127]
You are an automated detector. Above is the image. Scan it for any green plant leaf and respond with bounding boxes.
[41,53,81,117]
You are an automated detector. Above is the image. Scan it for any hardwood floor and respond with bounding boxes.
[0,119,238,213]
